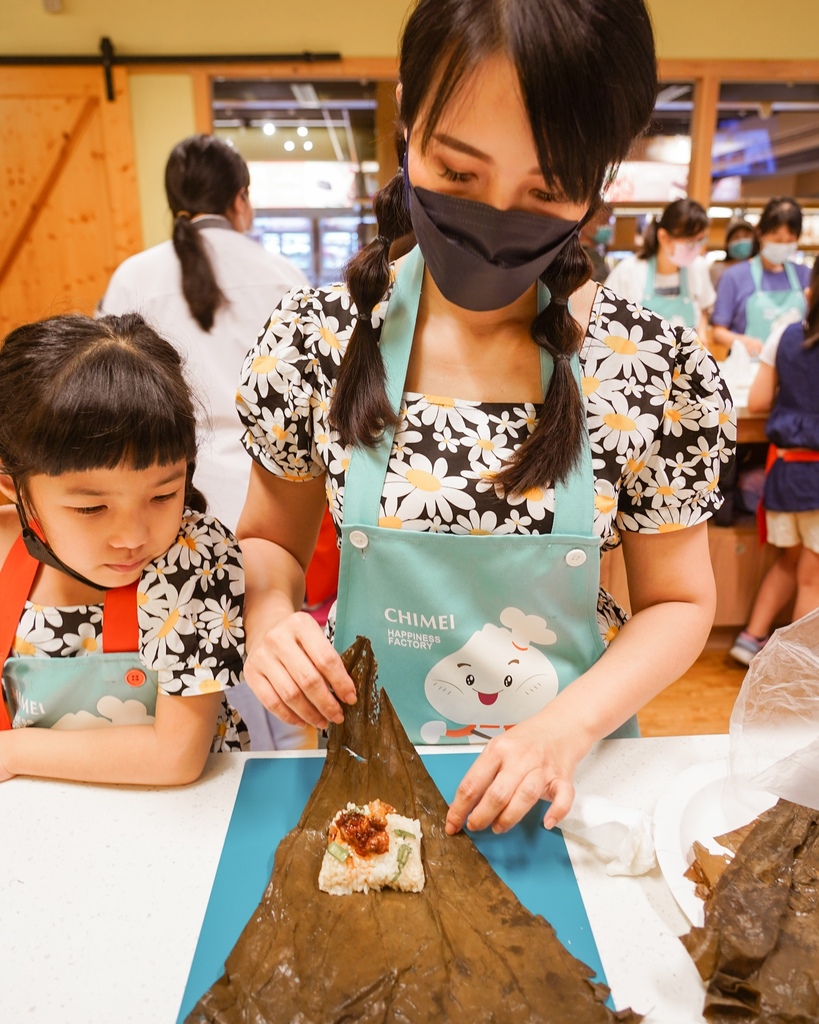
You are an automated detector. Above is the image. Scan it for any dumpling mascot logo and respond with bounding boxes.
[420,607,559,744]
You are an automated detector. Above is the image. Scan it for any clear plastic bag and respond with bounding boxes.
[728,608,819,814]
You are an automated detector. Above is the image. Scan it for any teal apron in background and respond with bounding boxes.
[333,246,638,744]
[642,256,697,329]
[744,256,806,343]
[0,536,158,731]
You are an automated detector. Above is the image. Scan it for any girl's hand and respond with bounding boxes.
[243,611,356,731]
[445,715,588,835]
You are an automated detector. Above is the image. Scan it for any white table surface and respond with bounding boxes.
[0,734,730,1024]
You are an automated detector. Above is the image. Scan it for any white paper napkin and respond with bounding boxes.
[558,793,656,876]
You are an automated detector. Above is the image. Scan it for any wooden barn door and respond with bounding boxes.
[0,66,142,337]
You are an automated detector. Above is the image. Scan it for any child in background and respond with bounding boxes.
[0,313,249,784]
[730,260,819,665]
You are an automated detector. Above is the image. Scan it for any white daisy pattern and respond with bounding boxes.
[238,276,735,642]
[11,511,249,752]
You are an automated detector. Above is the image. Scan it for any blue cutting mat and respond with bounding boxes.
[178,752,608,1022]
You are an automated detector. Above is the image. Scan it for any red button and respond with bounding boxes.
[125,668,146,687]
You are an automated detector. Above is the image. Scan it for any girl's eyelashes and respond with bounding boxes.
[438,166,566,205]
[73,505,106,516]
[152,490,180,503]
[440,165,472,183]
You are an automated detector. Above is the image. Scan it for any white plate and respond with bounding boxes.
[652,759,776,927]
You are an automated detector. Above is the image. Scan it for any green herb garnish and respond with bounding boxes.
[391,842,412,882]
[327,841,351,863]
[393,828,416,840]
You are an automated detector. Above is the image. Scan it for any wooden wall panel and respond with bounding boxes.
[0,67,141,337]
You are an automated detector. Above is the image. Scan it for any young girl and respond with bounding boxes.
[605,198,715,336]
[730,260,819,664]
[0,313,248,786]
[235,0,734,836]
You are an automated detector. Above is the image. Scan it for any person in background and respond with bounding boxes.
[729,261,819,665]
[100,134,309,534]
[711,197,809,357]
[579,208,614,283]
[0,314,249,785]
[234,0,734,836]
[709,217,755,290]
[100,138,321,750]
[605,198,715,337]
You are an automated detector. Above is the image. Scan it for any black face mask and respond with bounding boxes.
[404,150,584,311]
[13,487,107,591]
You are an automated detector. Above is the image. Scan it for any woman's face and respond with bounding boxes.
[405,54,589,224]
[657,227,707,257]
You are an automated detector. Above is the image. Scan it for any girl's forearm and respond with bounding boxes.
[0,693,221,786]
[537,593,715,750]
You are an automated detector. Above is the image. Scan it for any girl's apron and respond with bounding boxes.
[334,246,638,744]
[642,256,696,329]
[744,256,806,342]
[0,536,158,731]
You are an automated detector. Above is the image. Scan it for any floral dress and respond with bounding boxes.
[11,510,249,751]
[237,274,736,643]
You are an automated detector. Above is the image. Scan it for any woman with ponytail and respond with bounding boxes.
[236,0,734,835]
[100,134,308,531]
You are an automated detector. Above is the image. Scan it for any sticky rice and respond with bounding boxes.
[318,799,425,896]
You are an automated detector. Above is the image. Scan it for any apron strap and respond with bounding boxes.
[678,265,691,302]
[102,580,141,653]
[0,536,39,730]
[643,256,656,306]
[750,255,763,291]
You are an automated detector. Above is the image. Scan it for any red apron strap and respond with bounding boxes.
[756,443,780,546]
[0,536,40,730]
[102,579,140,654]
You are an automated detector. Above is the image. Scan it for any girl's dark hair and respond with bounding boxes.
[335,0,657,494]
[758,196,803,239]
[165,133,250,332]
[638,198,709,259]
[0,313,206,513]
[804,260,819,350]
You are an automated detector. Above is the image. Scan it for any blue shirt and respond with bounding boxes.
[711,260,810,335]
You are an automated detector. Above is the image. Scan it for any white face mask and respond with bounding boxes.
[760,240,798,266]
[667,239,704,269]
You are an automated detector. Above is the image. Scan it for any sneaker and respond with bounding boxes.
[729,630,768,666]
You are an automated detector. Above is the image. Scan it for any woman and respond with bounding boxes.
[709,217,755,290]
[712,197,810,357]
[730,260,819,665]
[100,134,308,532]
[605,198,715,336]
[236,0,734,835]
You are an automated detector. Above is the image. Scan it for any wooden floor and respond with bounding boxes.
[637,627,748,737]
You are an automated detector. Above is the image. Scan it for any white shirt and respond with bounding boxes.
[101,224,309,530]
[605,254,716,324]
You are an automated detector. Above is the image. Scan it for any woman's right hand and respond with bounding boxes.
[738,333,763,357]
[243,611,357,730]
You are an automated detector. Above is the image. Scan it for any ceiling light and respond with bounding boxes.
[297,126,308,137]
[284,140,296,152]
[263,122,276,136]
[303,141,313,151]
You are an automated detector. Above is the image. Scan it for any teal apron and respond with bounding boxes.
[0,536,158,731]
[744,256,806,342]
[642,256,696,329]
[333,246,638,744]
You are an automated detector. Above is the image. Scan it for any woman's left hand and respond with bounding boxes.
[445,715,587,835]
